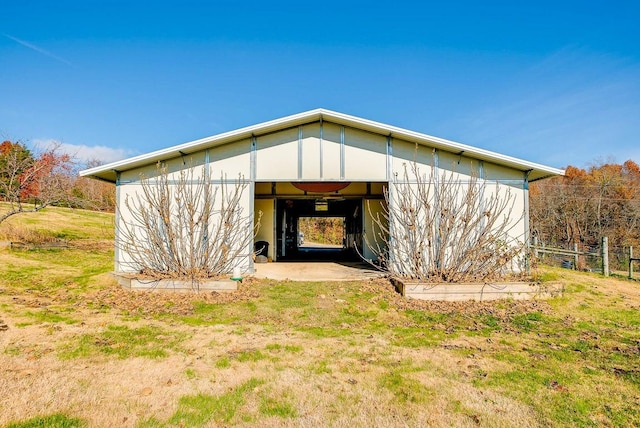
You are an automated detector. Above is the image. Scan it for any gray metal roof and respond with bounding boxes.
[80,108,565,183]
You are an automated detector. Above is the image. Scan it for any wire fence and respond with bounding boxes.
[531,237,640,280]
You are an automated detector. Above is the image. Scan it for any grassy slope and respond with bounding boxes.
[0,206,639,427]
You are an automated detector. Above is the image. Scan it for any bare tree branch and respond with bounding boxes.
[365,152,525,282]
[117,163,261,287]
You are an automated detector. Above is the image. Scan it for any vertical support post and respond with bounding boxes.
[630,246,634,279]
[297,126,303,180]
[386,135,392,181]
[533,236,539,258]
[602,236,609,277]
[249,137,257,273]
[114,171,121,272]
[573,243,579,270]
[522,169,530,274]
[340,125,345,180]
[319,117,323,179]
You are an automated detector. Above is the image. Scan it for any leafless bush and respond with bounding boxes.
[366,157,525,282]
[117,163,260,284]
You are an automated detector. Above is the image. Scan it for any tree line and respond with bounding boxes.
[529,159,640,254]
[0,140,115,225]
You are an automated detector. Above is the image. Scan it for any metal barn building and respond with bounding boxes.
[80,109,564,276]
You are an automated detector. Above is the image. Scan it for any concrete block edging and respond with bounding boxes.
[111,273,238,293]
[391,278,564,301]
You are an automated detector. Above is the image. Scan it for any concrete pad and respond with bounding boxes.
[250,262,385,282]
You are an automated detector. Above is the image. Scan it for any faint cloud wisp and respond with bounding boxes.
[3,33,72,66]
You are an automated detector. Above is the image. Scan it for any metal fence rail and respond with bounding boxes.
[531,237,639,280]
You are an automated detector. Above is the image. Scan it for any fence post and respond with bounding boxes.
[533,236,539,258]
[573,243,579,270]
[630,246,634,279]
[602,237,609,277]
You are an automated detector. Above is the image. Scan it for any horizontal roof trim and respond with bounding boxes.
[80,108,565,183]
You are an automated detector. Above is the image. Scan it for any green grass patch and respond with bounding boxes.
[24,309,78,325]
[235,349,267,362]
[1,248,113,292]
[5,413,86,428]
[296,326,352,338]
[58,324,185,359]
[510,311,548,331]
[265,343,303,353]
[185,368,197,379]
[390,327,448,348]
[379,372,433,404]
[167,378,263,426]
[259,395,297,418]
[215,356,231,368]
[307,359,332,374]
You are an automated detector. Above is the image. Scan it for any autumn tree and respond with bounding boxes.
[530,159,640,256]
[71,159,116,211]
[0,140,74,224]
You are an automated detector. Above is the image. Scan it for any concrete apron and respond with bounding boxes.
[250,262,385,282]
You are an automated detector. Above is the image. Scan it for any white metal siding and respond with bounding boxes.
[322,123,342,180]
[344,127,387,180]
[391,139,435,177]
[301,124,321,179]
[209,140,251,178]
[255,128,298,180]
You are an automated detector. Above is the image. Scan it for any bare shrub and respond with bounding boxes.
[366,156,525,282]
[117,163,260,284]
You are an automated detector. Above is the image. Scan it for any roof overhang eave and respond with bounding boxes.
[78,108,565,183]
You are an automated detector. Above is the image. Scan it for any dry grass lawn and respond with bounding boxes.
[1,206,639,427]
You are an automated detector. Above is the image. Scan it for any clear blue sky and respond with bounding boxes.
[1,0,639,169]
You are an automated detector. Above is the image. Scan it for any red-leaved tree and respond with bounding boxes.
[0,140,74,224]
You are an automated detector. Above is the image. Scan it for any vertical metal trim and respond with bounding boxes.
[386,136,393,180]
[340,125,345,180]
[203,149,211,254]
[319,118,324,180]
[249,137,257,273]
[385,136,393,266]
[272,198,277,261]
[298,126,303,180]
[523,170,531,274]
[478,160,486,232]
[433,149,441,267]
[250,136,257,182]
[386,169,395,270]
[204,148,211,180]
[114,172,121,272]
